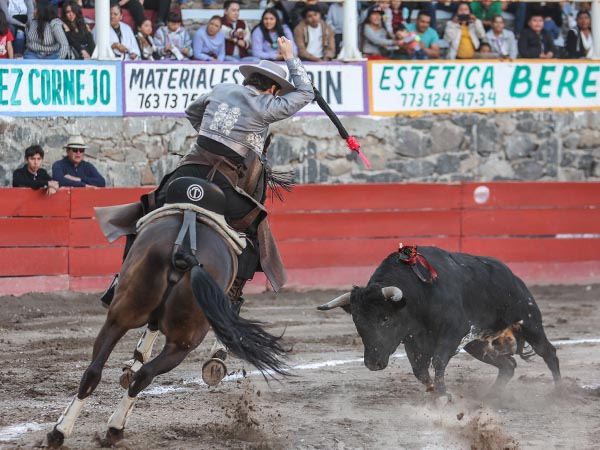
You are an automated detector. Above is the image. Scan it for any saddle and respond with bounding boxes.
[136,177,247,256]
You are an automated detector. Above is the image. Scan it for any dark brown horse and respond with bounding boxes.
[45,199,287,448]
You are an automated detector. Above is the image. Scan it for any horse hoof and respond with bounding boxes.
[45,427,64,448]
[120,369,134,389]
[96,427,124,447]
[202,358,227,386]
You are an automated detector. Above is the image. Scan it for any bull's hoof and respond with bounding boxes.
[96,427,124,447]
[119,369,134,389]
[45,427,65,449]
[434,392,453,407]
[202,358,228,386]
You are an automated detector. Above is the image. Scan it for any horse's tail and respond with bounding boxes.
[189,263,288,377]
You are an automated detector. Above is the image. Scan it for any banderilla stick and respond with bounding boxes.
[312,85,371,169]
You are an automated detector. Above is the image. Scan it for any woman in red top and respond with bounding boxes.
[0,8,14,58]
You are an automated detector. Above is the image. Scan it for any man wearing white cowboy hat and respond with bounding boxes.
[51,135,106,188]
[100,37,312,311]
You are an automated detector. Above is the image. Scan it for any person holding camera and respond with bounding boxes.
[443,2,485,59]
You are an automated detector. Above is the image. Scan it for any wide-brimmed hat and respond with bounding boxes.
[64,135,88,149]
[239,60,295,95]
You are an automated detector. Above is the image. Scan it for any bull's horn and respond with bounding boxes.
[317,292,351,310]
[382,286,403,302]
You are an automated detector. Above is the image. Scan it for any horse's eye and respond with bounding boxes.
[382,316,389,323]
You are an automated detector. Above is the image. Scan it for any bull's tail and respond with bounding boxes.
[189,264,288,377]
[515,329,536,362]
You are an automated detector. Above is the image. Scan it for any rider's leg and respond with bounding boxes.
[100,234,136,308]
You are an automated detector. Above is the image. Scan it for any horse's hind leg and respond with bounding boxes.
[102,340,196,446]
[202,339,229,386]
[46,317,128,448]
[120,325,160,389]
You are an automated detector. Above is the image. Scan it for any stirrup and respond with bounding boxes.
[100,274,119,309]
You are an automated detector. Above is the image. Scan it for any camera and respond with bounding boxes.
[458,14,470,24]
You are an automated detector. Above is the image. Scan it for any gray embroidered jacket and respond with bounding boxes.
[185,58,313,157]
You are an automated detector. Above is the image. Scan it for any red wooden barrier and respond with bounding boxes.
[0,183,599,295]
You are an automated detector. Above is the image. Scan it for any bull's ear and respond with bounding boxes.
[317,292,351,311]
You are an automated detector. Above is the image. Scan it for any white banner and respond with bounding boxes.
[0,61,121,116]
[123,61,367,116]
[369,61,600,115]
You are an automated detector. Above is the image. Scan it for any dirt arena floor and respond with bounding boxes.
[0,284,599,450]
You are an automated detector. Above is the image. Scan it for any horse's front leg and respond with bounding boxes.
[101,338,202,447]
[46,317,128,448]
[120,325,160,389]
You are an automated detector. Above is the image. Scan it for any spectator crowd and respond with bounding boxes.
[0,0,595,61]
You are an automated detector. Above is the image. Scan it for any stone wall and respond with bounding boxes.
[1,110,598,187]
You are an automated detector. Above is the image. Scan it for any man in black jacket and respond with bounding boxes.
[12,145,59,195]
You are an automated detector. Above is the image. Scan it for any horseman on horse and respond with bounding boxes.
[44,37,315,449]
[100,36,312,312]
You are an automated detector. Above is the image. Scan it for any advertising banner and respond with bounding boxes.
[123,61,367,116]
[369,60,600,115]
[0,61,122,116]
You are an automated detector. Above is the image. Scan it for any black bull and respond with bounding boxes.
[318,247,561,397]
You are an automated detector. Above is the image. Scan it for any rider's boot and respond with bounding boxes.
[228,276,247,315]
[100,275,118,309]
[99,234,136,308]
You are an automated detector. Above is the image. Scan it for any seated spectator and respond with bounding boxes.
[360,7,396,59]
[406,9,440,58]
[289,0,329,31]
[485,14,517,59]
[24,1,69,59]
[527,2,562,41]
[221,0,256,62]
[0,0,33,57]
[52,135,106,188]
[192,15,224,61]
[394,23,427,60]
[470,1,502,30]
[443,2,486,59]
[12,145,59,195]
[136,17,159,60]
[116,0,144,31]
[326,0,343,55]
[518,11,555,58]
[360,1,393,36]
[154,9,192,60]
[61,1,95,59]
[0,8,14,58]
[251,7,296,61]
[293,4,335,62]
[566,10,592,58]
[95,3,139,60]
[476,41,491,57]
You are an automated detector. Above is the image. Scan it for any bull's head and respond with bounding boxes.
[318,285,407,371]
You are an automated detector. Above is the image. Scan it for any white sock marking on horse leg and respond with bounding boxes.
[107,393,137,431]
[55,396,86,437]
[209,338,227,358]
[136,329,159,362]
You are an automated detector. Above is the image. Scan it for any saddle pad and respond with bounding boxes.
[136,203,247,254]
